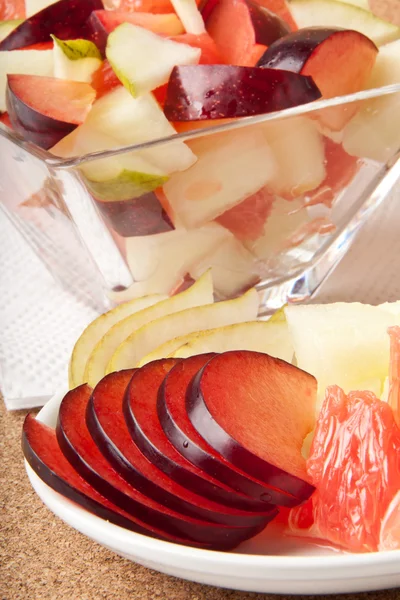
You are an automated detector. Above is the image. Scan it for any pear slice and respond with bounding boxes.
[0,20,23,43]
[138,318,293,366]
[169,0,206,35]
[83,169,168,202]
[52,35,102,83]
[106,22,200,97]
[108,287,259,372]
[84,270,213,387]
[288,0,400,46]
[285,302,400,408]
[69,293,166,388]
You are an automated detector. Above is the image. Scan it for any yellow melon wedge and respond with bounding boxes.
[84,271,213,387]
[68,293,166,388]
[107,287,259,372]
[170,319,293,362]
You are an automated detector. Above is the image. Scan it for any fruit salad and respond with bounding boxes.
[22,277,400,553]
[1,0,399,302]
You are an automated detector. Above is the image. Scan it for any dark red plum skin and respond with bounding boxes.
[6,83,76,149]
[187,363,315,501]
[86,370,275,528]
[122,359,277,516]
[0,0,104,51]
[56,385,268,547]
[158,359,303,508]
[163,65,321,121]
[257,26,352,71]
[87,11,108,55]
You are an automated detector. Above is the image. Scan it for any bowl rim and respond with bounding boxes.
[1,83,400,169]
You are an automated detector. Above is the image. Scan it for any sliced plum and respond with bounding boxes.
[56,384,263,546]
[257,27,378,129]
[159,354,308,507]
[6,74,96,149]
[163,65,321,121]
[187,351,317,492]
[0,0,103,51]
[22,414,188,545]
[123,357,277,516]
[204,0,290,66]
[87,369,277,528]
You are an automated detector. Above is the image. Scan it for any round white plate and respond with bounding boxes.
[25,390,400,595]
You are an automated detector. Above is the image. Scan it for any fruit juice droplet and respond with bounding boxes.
[260,492,272,503]
[183,441,189,448]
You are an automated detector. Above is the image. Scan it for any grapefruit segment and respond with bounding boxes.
[216,187,274,241]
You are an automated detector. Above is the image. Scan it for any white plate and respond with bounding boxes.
[25,390,400,595]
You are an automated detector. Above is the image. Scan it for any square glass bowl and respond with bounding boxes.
[1,84,400,315]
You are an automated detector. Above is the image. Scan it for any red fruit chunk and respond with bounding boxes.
[87,370,271,535]
[216,187,274,241]
[115,0,175,12]
[91,59,121,99]
[306,138,360,207]
[7,75,96,149]
[0,0,25,20]
[188,351,317,487]
[257,27,378,130]
[92,192,174,237]
[124,357,278,517]
[288,386,400,552]
[253,0,297,30]
[164,65,321,120]
[0,112,12,128]
[0,0,102,51]
[204,0,290,66]
[388,326,400,428]
[22,414,172,542]
[171,32,224,63]
[57,384,252,547]
[159,354,307,507]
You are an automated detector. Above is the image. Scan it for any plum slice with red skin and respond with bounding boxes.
[158,354,311,506]
[0,0,103,51]
[257,27,378,129]
[163,65,321,121]
[203,0,290,66]
[57,384,264,546]
[22,414,201,546]
[6,75,96,150]
[187,351,317,487]
[123,357,277,516]
[86,369,275,528]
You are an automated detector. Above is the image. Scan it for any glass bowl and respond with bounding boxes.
[1,83,400,314]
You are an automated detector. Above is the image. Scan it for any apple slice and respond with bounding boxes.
[123,358,278,516]
[83,86,196,174]
[0,48,53,112]
[0,0,103,51]
[0,19,23,42]
[69,293,166,388]
[170,0,205,34]
[159,353,311,504]
[138,318,293,365]
[187,351,317,484]
[262,116,326,198]
[87,370,270,538]
[164,65,321,120]
[285,303,400,406]
[89,10,184,53]
[106,23,200,98]
[287,0,400,46]
[163,128,277,229]
[204,0,290,66]
[6,74,96,148]
[343,39,400,163]
[84,270,213,387]
[257,28,378,130]
[52,35,102,82]
[189,236,261,298]
[107,287,259,372]
[57,384,266,545]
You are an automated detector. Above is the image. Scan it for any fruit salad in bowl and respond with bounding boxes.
[0,0,399,313]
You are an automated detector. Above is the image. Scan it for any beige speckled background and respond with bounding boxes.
[2,1,400,598]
